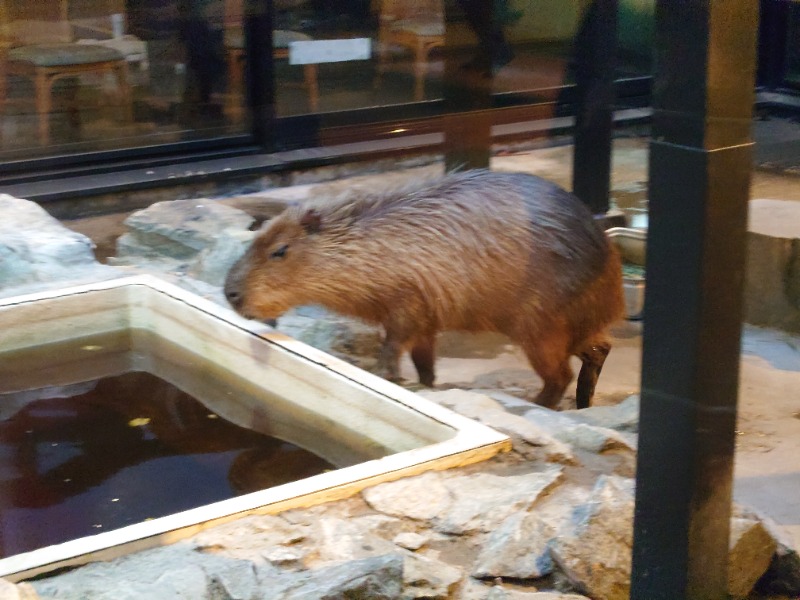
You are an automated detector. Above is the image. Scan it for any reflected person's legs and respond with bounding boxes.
[456,0,514,75]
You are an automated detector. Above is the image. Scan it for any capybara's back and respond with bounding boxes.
[225,169,625,409]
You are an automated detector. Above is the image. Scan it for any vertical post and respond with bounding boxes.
[757,0,788,89]
[630,2,759,599]
[245,0,275,149]
[443,1,493,172]
[571,0,618,215]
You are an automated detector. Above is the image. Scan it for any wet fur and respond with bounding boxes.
[226,170,625,408]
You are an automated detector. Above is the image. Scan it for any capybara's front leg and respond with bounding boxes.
[575,340,611,409]
[376,335,404,382]
[377,317,417,383]
[410,334,437,387]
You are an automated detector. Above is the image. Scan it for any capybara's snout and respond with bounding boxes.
[224,272,244,312]
[224,282,243,312]
[224,257,278,328]
[224,257,250,315]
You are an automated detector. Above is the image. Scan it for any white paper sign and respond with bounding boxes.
[289,38,372,65]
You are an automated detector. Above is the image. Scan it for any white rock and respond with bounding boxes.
[562,395,640,432]
[0,579,40,600]
[279,553,403,600]
[364,467,564,535]
[394,532,430,551]
[403,553,463,599]
[419,390,575,464]
[0,195,117,292]
[363,471,452,522]
[550,475,635,600]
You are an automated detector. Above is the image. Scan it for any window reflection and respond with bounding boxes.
[0,0,245,159]
[0,0,656,160]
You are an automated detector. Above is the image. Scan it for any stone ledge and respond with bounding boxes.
[745,199,800,333]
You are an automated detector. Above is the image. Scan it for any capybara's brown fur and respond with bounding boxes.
[225,169,625,409]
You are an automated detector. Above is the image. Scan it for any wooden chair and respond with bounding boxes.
[223,28,319,120]
[375,0,444,101]
[223,0,318,120]
[0,0,132,146]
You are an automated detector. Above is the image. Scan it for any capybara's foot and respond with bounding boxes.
[575,341,611,409]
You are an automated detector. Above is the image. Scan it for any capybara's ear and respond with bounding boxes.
[300,209,322,234]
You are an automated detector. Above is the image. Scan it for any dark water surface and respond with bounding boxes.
[0,370,334,558]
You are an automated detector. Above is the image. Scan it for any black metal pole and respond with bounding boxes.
[571,0,618,215]
[758,0,791,91]
[630,2,759,599]
[245,0,275,149]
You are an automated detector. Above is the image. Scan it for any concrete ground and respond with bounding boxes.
[61,119,800,555]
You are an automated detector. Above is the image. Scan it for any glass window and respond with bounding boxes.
[0,0,655,166]
[0,0,247,161]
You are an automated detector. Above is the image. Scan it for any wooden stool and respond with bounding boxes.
[225,29,319,120]
[1,43,132,146]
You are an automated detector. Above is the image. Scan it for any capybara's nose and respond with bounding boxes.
[225,287,242,310]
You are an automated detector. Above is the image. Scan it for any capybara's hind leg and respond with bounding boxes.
[521,335,573,410]
[411,335,436,387]
[575,339,611,409]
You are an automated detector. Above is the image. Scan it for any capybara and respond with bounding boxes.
[225,169,625,409]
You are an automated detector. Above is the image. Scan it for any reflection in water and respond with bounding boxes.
[0,371,333,558]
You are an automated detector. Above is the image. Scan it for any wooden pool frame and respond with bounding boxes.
[0,275,510,581]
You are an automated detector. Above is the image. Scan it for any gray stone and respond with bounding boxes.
[459,580,590,600]
[419,390,575,464]
[403,553,463,599]
[188,228,256,286]
[524,406,636,454]
[471,489,589,580]
[312,517,398,563]
[364,467,564,535]
[550,475,635,600]
[441,469,565,535]
[262,546,306,567]
[0,195,116,292]
[472,510,556,579]
[280,554,404,600]
[191,515,308,563]
[744,199,800,333]
[307,514,459,596]
[562,395,640,433]
[362,471,452,522]
[122,199,254,254]
[35,563,213,600]
[479,389,540,414]
[31,543,279,600]
[552,424,635,454]
[728,517,778,598]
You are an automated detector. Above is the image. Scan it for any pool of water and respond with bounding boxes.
[1,362,333,558]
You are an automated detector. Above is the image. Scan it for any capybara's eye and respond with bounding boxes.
[270,244,289,259]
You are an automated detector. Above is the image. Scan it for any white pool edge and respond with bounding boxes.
[0,275,510,581]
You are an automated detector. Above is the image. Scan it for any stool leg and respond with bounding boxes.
[113,60,133,122]
[413,40,427,101]
[304,64,318,112]
[34,69,54,146]
[0,68,6,143]
[225,49,243,122]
